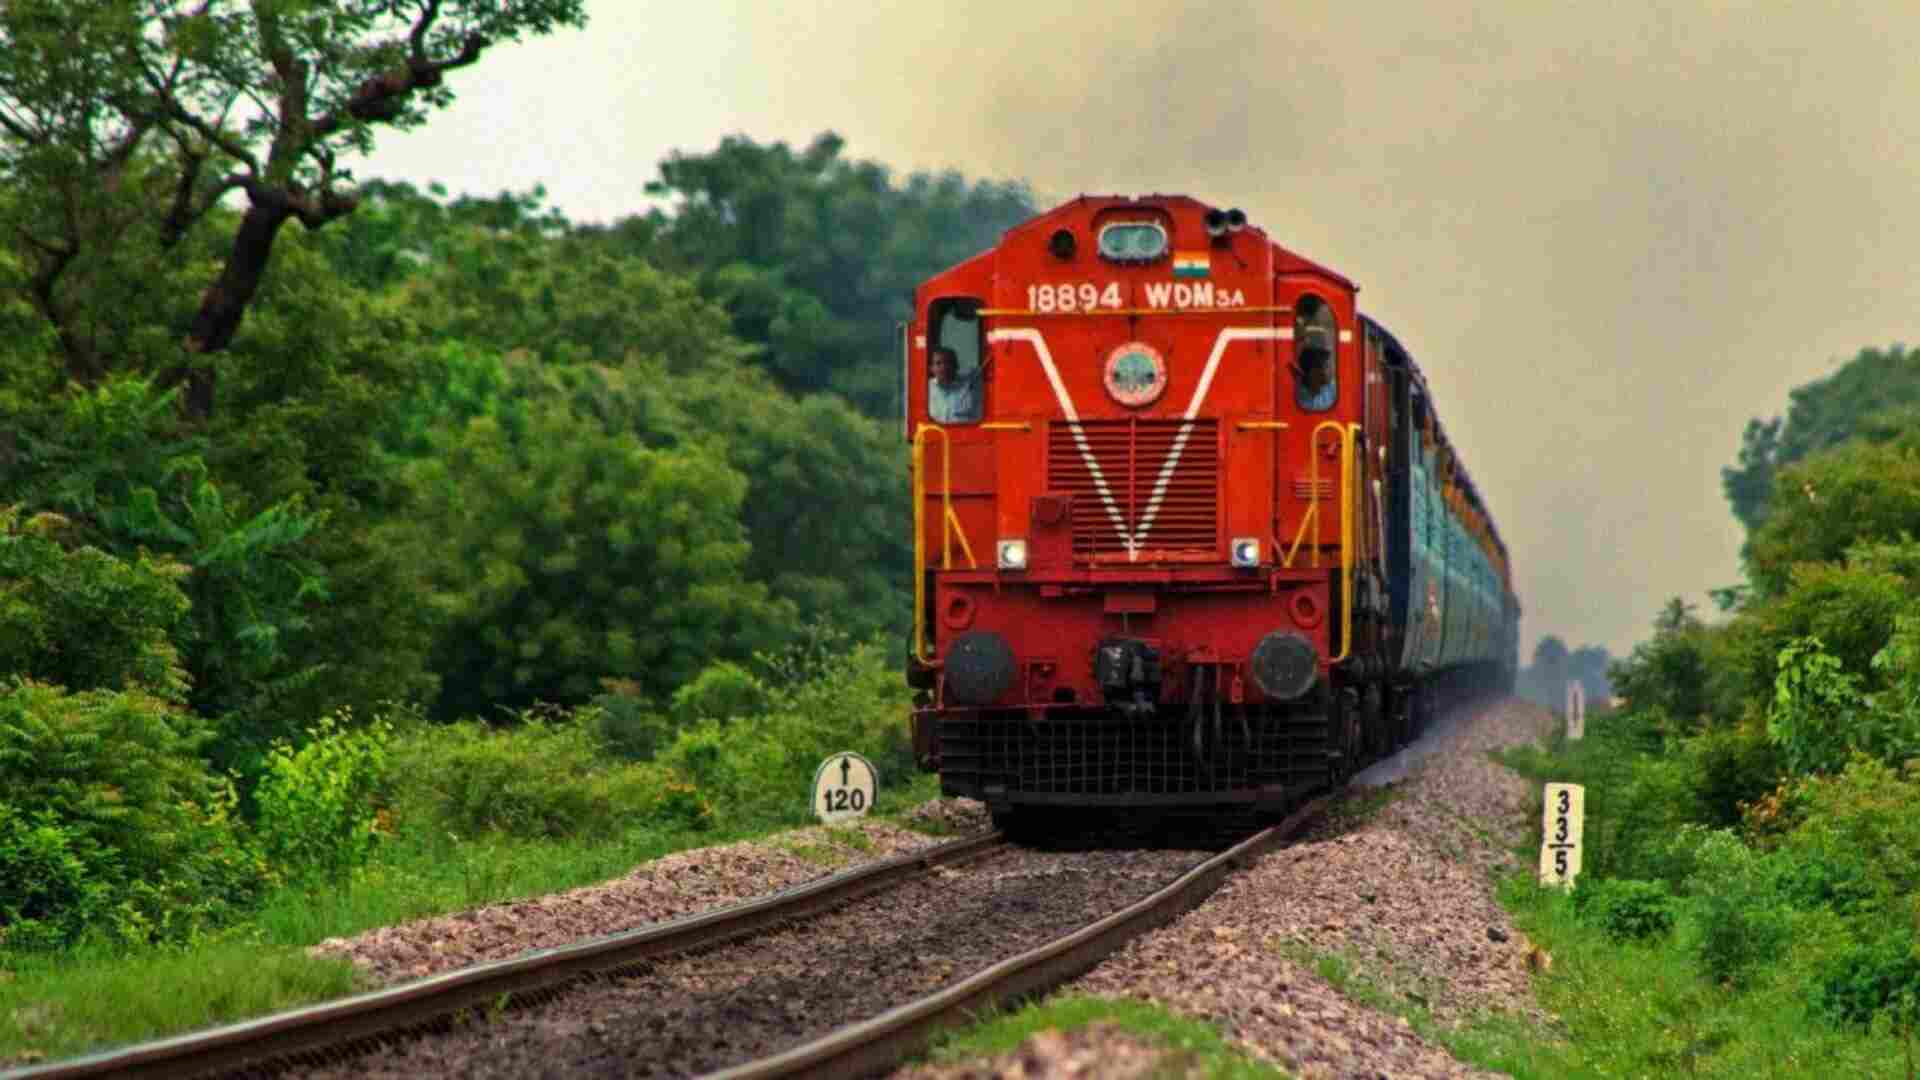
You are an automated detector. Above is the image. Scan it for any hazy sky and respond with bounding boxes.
[355,1,1920,659]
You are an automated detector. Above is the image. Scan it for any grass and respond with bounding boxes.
[926,994,1284,1078]
[1483,874,1916,1079]
[0,769,951,1066]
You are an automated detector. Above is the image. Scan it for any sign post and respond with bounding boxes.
[812,752,879,824]
[1565,680,1586,740]
[1539,782,1585,888]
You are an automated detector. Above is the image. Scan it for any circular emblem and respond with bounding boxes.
[1104,342,1168,407]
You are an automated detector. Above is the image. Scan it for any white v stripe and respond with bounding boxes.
[988,325,1287,561]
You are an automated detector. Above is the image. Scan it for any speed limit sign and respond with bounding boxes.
[812,752,878,824]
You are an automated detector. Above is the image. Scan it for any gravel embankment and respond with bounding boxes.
[311,821,960,986]
[301,846,1209,1079]
[903,696,1555,1080]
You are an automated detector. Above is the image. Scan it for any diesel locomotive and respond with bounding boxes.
[904,195,1519,831]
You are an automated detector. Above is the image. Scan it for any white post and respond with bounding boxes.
[1565,680,1585,740]
[1539,783,1585,888]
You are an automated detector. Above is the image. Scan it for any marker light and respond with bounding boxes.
[997,539,1029,570]
[1231,537,1261,568]
[1225,207,1247,232]
[1204,208,1228,237]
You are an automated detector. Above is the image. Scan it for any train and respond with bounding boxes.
[904,195,1519,833]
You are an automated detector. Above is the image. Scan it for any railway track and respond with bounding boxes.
[9,797,1326,1079]
[5,831,1007,1080]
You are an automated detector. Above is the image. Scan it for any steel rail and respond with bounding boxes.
[709,795,1331,1080]
[5,830,1008,1080]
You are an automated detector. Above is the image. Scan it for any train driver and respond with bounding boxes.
[929,346,982,423]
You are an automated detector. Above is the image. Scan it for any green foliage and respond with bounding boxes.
[1812,929,1920,1031]
[670,661,769,724]
[1724,343,1920,535]
[254,712,394,882]
[635,132,1036,410]
[383,710,711,840]
[1608,598,1744,730]
[1674,827,1796,987]
[402,400,789,716]
[1768,634,1920,775]
[1746,441,1920,597]
[655,638,912,826]
[1768,637,1871,775]
[0,681,266,947]
[1571,878,1677,942]
[0,806,109,951]
[0,506,191,698]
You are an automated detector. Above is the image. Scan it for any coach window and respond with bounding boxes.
[928,298,984,425]
[1293,295,1338,412]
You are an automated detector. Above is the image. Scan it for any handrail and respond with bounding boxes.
[1279,420,1359,662]
[1332,421,1359,663]
[910,424,977,665]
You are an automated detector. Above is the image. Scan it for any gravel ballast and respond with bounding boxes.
[310,821,956,986]
[301,845,1210,1078]
[906,696,1556,1080]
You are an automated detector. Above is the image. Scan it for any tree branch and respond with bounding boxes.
[309,30,486,139]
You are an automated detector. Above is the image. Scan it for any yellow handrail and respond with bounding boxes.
[911,424,978,664]
[1279,420,1360,661]
[1331,422,1359,663]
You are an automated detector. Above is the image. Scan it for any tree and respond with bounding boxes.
[1745,440,1920,599]
[630,133,1036,411]
[0,0,587,418]
[401,401,792,718]
[1723,345,1920,535]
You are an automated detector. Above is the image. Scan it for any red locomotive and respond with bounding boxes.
[905,195,1518,832]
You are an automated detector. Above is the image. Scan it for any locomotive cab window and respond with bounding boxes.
[928,298,983,425]
[1293,295,1339,411]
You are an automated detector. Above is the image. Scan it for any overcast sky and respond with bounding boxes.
[354,0,1920,659]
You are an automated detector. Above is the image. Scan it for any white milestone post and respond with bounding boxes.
[812,752,878,824]
[1565,680,1585,740]
[1539,783,1585,889]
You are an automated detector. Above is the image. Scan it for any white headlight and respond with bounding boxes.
[1231,537,1261,568]
[997,539,1029,570]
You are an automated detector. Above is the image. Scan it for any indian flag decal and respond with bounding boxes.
[1172,251,1210,278]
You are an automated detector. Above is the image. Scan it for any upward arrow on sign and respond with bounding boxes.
[841,756,851,786]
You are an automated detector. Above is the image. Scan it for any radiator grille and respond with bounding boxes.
[1046,419,1219,556]
[938,711,1332,798]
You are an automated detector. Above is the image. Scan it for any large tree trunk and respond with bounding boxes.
[174,198,294,419]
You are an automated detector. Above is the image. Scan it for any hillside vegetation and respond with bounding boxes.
[0,3,1037,988]
[1500,344,1920,1077]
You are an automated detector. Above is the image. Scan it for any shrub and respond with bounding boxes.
[1813,930,1920,1031]
[1679,828,1796,987]
[0,507,191,698]
[670,661,768,724]
[384,710,706,839]
[1572,878,1678,943]
[1768,636,1872,775]
[0,806,109,951]
[655,639,911,826]
[254,711,395,882]
[0,681,268,946]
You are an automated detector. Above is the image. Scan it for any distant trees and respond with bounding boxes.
[1723,344,1920,537]
[1519,634,1613,710]
[623,133,1037,411]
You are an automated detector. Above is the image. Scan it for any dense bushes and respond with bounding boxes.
[0,682,266,948]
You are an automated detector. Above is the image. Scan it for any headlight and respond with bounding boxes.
[1231,537,1261,568]
[997,538,1029,570]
